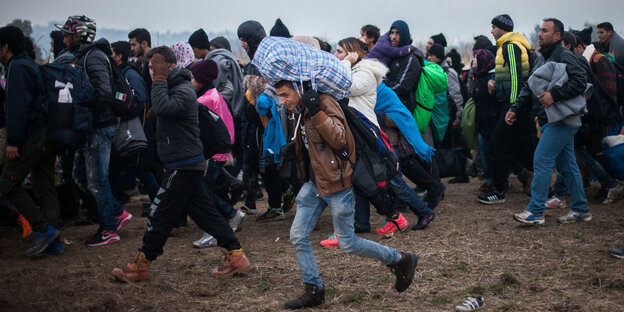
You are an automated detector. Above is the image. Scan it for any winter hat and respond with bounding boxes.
[188,28,210,50]
[210,36,231,51]
[491,14,514,32]
[270,18,291,38]
[237,20,266,59]
[191,59,219,85]
[390,20,411,47]
[430,33,447,47]
[569,27,592,45]
[428,43,445,61]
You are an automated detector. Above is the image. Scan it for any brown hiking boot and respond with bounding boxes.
[284,283,325,310]
[211,249,251,278]
[112,252,152,283]
[389,252,418,292]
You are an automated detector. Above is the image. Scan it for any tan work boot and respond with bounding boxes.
[112,252,152,283]
[211,248,251,278]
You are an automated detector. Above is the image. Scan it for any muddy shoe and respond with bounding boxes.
[282,187,296,213]
[389,252,418,292]
[25,225,60,257]
[284,283,325,310]
[211,249,251,278]
[112,252,152,283]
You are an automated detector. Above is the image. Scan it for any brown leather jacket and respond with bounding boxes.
[294,94,356,197]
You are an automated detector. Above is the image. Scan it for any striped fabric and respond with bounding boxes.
[251,37,352,100]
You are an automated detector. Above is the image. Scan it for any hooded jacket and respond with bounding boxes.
[384,52,424,113]
[197,87,234,162]
[75,38,117,128]
[237,20,266,60]
[206,48,245,117]
[494,32,532,105]
[606,31,624,66]
[340,58,388,128]
[510,42,587,127]
[366,33,422,66]
[151,65,204,166]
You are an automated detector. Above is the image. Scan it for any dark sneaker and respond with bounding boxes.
[256,208,285,222]
[455,296,484,311]
[426,182,446,209]
[229,181,244,205]
[284,283,325,310]
[412,213,435,230]
[282,187,296,213]
[610,246,624,259]
[389,252,418,292]
[477,190,505,205]
[86,229,120,247]
[45,238,64,255]
[25,225,61,256]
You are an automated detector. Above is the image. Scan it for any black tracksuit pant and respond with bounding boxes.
[141,169,241,261]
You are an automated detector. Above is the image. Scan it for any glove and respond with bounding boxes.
[302,90,321,116]
[149,53,170,82]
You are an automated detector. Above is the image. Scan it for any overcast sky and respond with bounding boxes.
[1,0,623,46]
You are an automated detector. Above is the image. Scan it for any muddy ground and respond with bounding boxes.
[1,176,623,311]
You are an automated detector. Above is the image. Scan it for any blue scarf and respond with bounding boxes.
[375,83,435,162]
[256,93,287,165]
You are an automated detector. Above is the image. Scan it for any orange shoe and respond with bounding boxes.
[112,252,152,283]
[320,233,339,248]
[375,213,409,235]
[17,215,31,238]
[211,249,251,278]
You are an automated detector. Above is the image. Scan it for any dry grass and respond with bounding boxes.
[1,177,624,311]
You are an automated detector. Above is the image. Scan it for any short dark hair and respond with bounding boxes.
[128,28,151,47]
[597,22,614,32]
[562,31,577,51]
[0,26,25,55]
[144,45,176,64]
[543,18,564,37]
[24,36,36,60]
[274,80,294,90]
[111,41,131,63]
[360,24,380,44]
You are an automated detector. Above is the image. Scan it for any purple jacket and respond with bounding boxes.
[366,32,424,66]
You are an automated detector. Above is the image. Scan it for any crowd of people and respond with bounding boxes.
[0,12,623,310]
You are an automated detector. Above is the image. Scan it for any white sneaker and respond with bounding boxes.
[193,233,217,248]
[228,210,247,232]
[545,196,567,209]
[557,211,592,223]
[455,296,484,311]
[604,184,624,204]
[513,210,545,225]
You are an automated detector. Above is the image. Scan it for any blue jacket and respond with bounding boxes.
[4,52,46,146]
[256,93,286,165]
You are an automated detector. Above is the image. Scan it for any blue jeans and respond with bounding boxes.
[390,173,433,217]
[73,125,124,232]
[135,167,159,201]
[526,123,588,215]
[204,159,236,219]
[290,181,401,288]
[553,144,616,197]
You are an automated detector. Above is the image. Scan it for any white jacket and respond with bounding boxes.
[341,58,389,128]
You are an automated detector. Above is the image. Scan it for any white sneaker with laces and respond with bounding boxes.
[545,196,566,209]
[513,210,545,225]
[455,296,484,311]
[604,184,624,204]
[557,211,591,223]
[193,233,217,248]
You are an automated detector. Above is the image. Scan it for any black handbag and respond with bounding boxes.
[434,131,467,178]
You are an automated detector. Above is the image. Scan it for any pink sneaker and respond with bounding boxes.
[116,210,133,231]
[376,213,409,235]
[320,233,339,248]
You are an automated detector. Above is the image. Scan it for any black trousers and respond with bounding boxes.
[400,154,440,191]
[141,169,241,261]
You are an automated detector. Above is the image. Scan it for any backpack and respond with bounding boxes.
[583,64,618,130]
[198,103,232,159]
[39,62,94,149]
[337,102,399,218]
[84,48,134,117]
[413,61,448,132]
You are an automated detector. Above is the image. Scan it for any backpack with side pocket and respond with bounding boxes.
[39,62,94,149]
[198,103,232,159]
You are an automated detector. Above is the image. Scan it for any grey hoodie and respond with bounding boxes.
[206,48,245,117]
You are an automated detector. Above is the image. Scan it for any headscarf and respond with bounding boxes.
[472,49,495,79]
[170,42,196,68]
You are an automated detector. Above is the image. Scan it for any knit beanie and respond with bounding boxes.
[191,59,219,85]
[210,36,231,51]
[491,14,514,32]
[270,18,291,38]
[569,27,592,45]
[188,28,210,50]
[428,43,445,61]
[430,33,447,47]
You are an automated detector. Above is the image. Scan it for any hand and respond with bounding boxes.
[237,58,246,67]
[6,146,19,160]
[344,52,359,65]
[301,89,321,116]
[505,110,516,126]
[538,92,554,108]
[487,79,496,95]
[149,54,170,82]
[453,121,461,128]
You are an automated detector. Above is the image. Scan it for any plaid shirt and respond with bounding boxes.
[251,37,352,100]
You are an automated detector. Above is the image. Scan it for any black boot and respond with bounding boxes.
[389,252,418,292]
[284,283,325,310]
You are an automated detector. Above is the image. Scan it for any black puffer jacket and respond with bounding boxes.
[151,65,203,164]
[472,72,499,135]
[510,42,587,126]
[384,53,423,113]
[76,38,117,128]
